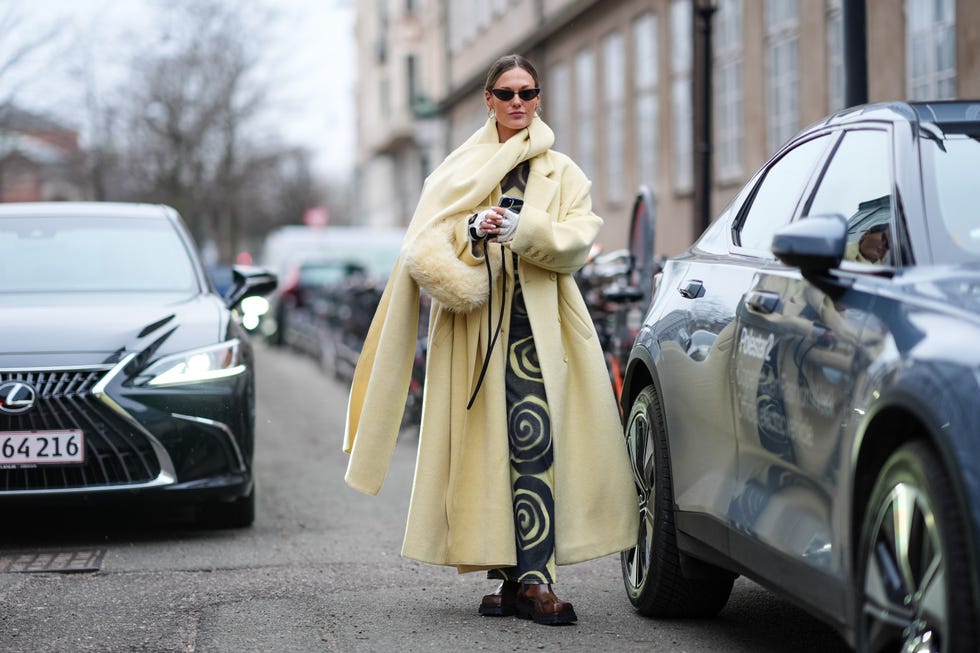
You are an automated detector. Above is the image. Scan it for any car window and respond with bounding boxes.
[805,129,895,265]
[736,134,832,254]
[0,217,199,293]
[920,132,980,261]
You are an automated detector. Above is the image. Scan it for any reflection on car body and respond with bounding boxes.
[619,101,980,652]
[0,202,276,528]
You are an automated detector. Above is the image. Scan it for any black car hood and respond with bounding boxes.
[0,292,226,369]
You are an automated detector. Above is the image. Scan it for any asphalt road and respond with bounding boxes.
[0,342,852,652]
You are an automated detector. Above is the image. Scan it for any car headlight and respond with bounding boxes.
[240,295,270,331]
[240,295,270,317]
[141,340,246,386]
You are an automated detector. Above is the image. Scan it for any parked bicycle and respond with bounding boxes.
[577,187,659,409]
[575,247,644,408]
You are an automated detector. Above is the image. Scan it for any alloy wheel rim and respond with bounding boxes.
[862,481,946,653]
[624,410,655,595]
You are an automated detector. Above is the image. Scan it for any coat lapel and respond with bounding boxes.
[524,153,558,216]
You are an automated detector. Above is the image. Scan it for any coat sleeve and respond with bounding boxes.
[510,157,601,274]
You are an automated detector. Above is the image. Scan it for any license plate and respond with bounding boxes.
[0,430,84,465]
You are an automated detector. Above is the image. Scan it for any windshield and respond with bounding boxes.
[261,227,404,281]
[0,216,200,293]
[298,261,366,287]
[921,132,980,262]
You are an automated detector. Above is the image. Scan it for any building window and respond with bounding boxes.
[376,0,389,62]
[827,0,845,112]
[603,30,626,205]
[477,0,492,30]
[548,61,571,151]
[447,1,462,52]
[575,48,597,180]
[671,0,693,193]
[448,0,480,51]
[633,12,659,192]
[406,55,418,111]
[380,75,391,118]
[766,0,799,154]
[714,0,743,182]
[906,0,956,100]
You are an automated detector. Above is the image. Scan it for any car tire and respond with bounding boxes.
[621,384,735,617]
[198,486,256,529]
[856,441,977,653]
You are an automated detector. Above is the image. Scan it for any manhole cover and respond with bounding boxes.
[0,549,106,573]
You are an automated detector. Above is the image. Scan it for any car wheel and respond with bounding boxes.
[198,486,256,529]
[621,384,735,617]
[856,441,977,653]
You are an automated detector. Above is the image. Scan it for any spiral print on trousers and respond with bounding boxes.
[509,335,540,382]
[512,475,555,576]
[507,332,552,474]
[509,395,552,474]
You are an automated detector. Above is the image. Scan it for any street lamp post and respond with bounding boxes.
[694,0,717,235]
[842,0,868,107]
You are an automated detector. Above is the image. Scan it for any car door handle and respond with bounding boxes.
[678,279,704,299]
[745,290,781,314]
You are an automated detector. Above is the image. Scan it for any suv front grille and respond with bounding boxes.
[0,369,161,491]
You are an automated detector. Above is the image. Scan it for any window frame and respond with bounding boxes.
[714,0,744,182]
[574,47,598,180]
[731,130,839,258]
[905,0,957,100]
[765,0,800,155]
[670,0,693,193]
[632,11,660,193]
[603,29,626,205]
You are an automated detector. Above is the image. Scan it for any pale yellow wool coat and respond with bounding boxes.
[343,117,638,571]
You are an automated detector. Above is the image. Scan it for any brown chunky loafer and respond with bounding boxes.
[478,580,520,616]
[515,583,577,625]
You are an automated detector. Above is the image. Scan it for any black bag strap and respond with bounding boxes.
[467,239,507,410]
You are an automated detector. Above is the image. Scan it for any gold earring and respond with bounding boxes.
[488,107,494,118]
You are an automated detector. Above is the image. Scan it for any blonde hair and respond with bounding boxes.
[484,54,540,92]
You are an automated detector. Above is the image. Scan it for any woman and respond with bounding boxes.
[845,222,890,264]
[343,54,638,625]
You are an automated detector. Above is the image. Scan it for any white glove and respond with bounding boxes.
[468,210,494,241]
[495,208,520,242]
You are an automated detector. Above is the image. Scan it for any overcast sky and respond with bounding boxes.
[8,0,356,181]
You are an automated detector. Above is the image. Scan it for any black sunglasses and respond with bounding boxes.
[490,88,541,102]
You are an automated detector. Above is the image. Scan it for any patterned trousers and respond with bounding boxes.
[489,274,557,584]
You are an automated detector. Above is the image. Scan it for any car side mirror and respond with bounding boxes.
[771,214,847,274]
[225,265,278,309]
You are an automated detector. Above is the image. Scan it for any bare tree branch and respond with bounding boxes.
[109,0,314,259]
[0,7,64,115]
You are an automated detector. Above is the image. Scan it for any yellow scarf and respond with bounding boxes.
[403,116,554,311]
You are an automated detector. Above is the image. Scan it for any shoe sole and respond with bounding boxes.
[479,605,516,617]
[516,605,577,625]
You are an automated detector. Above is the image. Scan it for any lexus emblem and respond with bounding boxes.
[0,381,37,415]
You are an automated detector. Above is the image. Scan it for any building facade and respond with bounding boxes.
[0,107,86,203]
[355,0,979,257]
